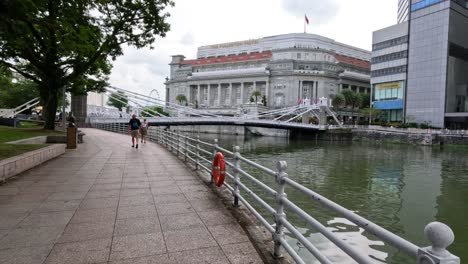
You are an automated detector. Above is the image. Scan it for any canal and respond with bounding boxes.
[195,133,468,263]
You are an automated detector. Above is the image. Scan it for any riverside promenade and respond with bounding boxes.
[0,128,264,264]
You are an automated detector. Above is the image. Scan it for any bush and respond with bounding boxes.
[420,123,429,129]
[406,123,418,128]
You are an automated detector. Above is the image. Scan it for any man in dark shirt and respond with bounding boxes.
[128,114,141,148]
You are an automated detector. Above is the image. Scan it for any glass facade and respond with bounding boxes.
[372,81,405,122]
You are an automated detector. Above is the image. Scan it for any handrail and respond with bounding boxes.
[93,122,461,264]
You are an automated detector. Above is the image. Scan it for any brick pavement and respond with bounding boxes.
[0,128,264,264]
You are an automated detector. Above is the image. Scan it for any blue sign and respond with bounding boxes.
[373,100,404,110]
[411,0,446,11]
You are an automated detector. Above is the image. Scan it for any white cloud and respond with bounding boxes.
[109,0,397,99]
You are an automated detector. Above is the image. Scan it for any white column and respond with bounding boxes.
[218,83,221,106]
[228,83,233,107]
[197,85,200,105]
[240,83,244,105]
[265,80,269,107]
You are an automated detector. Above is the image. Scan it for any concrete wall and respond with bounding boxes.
[0,144,66,181]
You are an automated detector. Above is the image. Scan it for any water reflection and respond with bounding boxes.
[186,133,468,263]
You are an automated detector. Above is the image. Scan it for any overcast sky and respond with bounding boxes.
[109,0,397,99]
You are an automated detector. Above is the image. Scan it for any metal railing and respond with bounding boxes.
[93,122,460,264]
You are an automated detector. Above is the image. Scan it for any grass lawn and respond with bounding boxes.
[0,125,64,160]
[0,125,63,143]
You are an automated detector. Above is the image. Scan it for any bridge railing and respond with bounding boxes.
[93,122,460,264]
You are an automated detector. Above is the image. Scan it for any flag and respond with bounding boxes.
[305,14,309,25]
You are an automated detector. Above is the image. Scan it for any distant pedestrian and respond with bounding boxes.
[128,114,141,148]
[140,119,149,144]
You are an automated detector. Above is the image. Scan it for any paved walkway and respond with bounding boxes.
[0,128,264,264]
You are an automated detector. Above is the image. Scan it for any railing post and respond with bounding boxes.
[417,222,460,264]
[184,133,188,162]
[211,138,218,184]
[195,135,200,170]
[273,160,288,259]
[232,146,241,207]
[176,131,179,156]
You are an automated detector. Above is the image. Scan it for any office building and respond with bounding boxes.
[371,0,468,128]
[166,33,371,115]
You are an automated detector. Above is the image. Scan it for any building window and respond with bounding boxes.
[371,50,408,64]
[373,81,405,101]
[371,65,407,77]
[297,53,301,59]
[372,36,408,51]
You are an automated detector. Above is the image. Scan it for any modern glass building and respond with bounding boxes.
[372,0,468,128]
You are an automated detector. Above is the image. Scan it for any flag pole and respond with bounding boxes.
[304,17,306,33]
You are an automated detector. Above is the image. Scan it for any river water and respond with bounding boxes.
[194,133,468,263]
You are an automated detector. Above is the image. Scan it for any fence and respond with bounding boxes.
[93,122,460,264]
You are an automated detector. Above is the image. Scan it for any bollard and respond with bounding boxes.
[417,222,460,264]
[232,146,241,207]
[176,132,180,156]
[211,139,218,184]
[273,160,288,259]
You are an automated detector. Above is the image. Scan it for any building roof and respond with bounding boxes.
[180,51,272,66]
[335,55,370,69]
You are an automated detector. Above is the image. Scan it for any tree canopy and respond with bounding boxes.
[107,91,128,112]
[175,94,187,105]
[0,0,174,129]
[0,66,39,112]
[251,90,261,103]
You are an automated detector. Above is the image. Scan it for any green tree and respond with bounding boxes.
[107,91,128,112]
[141,106,168,117]
[0,66,39,112]
[360,93,371,109]
[175,94,187,105]
[332,93,345,109]
[251,90,261,104]
[0,0,174,129]
[361,108,383,124]
[342,90,362,110]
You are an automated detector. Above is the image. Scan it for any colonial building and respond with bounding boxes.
[166,33,371,115]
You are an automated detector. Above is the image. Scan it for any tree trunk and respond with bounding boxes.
[43,89,58,130]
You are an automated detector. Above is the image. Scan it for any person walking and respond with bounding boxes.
[140,119,149,144]
[128,114,141,148]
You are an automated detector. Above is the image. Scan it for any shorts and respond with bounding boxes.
[130,130,139,138]
[140,128,147,136]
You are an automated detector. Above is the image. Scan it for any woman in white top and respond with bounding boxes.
[140,119,149,143]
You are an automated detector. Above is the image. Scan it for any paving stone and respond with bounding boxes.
[120,188,152,197]
[156,202,195,216]
[168,246,230,264]
[110,233,166,261]
[153,193,187,204]
[46,191,87,201]
[70,208,116,224]
[85,189,120,198]
[199,209,236,226]
[0,245,53,264]
[114,217,161,236]
[163,226,217,252]
[90,183,121,191]
[108,254,174,264]
[185,191,218,200]
[117,205,157,219]
[118,194,154,207]
[0,213,27,229]
[19,211,75,227]
[159,213,204,231]
[221,242,264,264]
[151,186,182,196]
[190,199,225,212]
[208,224,250,245]
[58,221,114,243]
[0,203,37,215]
[148,180,175,187]
[33,200,81,213]
[79,197,119,209]
[122,182,150,189]
[94,178,122,184]
[45,238,111,264]
[0,226,63,249]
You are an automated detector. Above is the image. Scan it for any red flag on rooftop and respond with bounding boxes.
[305,14,309,25]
